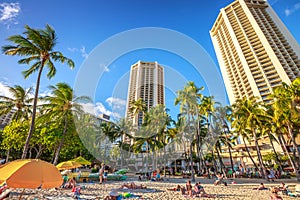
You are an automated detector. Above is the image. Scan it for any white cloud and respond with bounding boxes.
[285,9,291,16]
[81,102,122,120]
[0,2,20,27]
[80,46,88,59]
[0,81,35,104]
[285,3,300,16]
[99,64,110,72]
[38,89,52,98]
[106,97,126,110]
[104,66,109,72]
[67,46,89,59]
[67,47,77,52]
[0,82,12,98]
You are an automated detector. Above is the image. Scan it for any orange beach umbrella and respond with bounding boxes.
[0,159,63,189]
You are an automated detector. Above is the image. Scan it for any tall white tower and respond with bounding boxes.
[210,0,300,104]
[125,61,165,127]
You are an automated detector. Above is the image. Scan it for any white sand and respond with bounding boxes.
[5,177,299,199]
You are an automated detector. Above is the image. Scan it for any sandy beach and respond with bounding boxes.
[5,176,300,200]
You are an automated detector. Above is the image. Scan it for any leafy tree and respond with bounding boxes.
[232,97,269,179]
[1,121,28,161]
[175,81,202,182]
[270,79,300,168]
[215,105,235,172]
[130,98,147,127]
[40,82,90,164]
[2,24,75,159]
[0,85,33,121]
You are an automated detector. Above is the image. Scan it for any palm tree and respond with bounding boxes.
[0,85,33,121]
[143,105,170,170]
[232,119,259,170]
[0,85,33,162]
[175,81,201,182]
[130,98,147,127]
[99,122,117,162]
[215,105,235,172]
[273,80,300,166]
[172,115,187,173]
[232,97,269,179]
[114,118,133,167]
[2,24,75,159]
[40,82,90,165]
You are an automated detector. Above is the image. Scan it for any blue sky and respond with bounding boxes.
[0,0,300,121]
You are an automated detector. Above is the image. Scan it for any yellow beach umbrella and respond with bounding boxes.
[56,161,82,170]
[0,159,63,189]
[70,156,91,165]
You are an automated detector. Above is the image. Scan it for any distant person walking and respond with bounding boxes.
[99,163,105,184]
[104,164,110,182]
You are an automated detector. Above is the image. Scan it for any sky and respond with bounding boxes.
[0,0,300,121]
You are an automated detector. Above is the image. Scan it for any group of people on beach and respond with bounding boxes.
[168,180,215,198]
[225,165,283,180]
[252,182,291,200]
[138,168,163,182]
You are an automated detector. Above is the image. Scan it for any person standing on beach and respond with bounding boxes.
[104,164,109,182]
[99,163,105,184]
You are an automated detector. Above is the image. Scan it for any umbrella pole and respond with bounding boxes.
[19,188,25,200]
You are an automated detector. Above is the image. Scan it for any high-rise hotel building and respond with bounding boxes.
[125,61,165,127]
[210,0,300,104]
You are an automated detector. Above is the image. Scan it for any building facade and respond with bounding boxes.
[210,0,300,104]
[0,109,16,129]
[125,61,165,127]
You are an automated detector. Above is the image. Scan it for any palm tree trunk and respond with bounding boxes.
[216,147,226,177]
[53,117,68,165]
[21,63,44,159]
[216,148,226,172]
[287,123,300,167]
[175,159,177,175]
[28,147,32,159]
[225,125,235,172]
[5,149,10,163]
[211,150,218,173]
[242,136,258,169]
[190,142,195,181]
[152,149,155,170]
[279,134,297,171]
[187,110,195,182]
[268,133,283,171]
[228,145,234,172]
[120,144,124,168]
[164,146,167,177]
[253,130,267,179]
[35,148,43,159]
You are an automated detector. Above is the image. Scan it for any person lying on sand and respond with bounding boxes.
[167,185,181,191]
[270,187,283,200]
[252,183,268,190]
[120,182,147,189]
